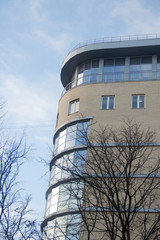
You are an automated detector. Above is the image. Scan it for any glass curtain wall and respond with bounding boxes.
[77,60,99,86]
[103,58,125,82]
[129,56,152,80]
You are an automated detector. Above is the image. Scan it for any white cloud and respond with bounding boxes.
[110,0,160,35]
[34,29,72,56]
[0,72,57,124]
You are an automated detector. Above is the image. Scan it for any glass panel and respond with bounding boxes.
[85,61,91,70]
[157,56,160,63]
[46,220,55,239]
[109,96,114,109]
[83,69,91,76]
[103,66,114,72]
[130,65,140,71]
[75,100,79,112]
[141,56,152,64]
[141,71,152,80]
[54,165,62,182]
[104,58,114,66]
[55,216,67,240]
[129,71,140,80]
[66,215,81,240]
[130,57,140,65]
[58,185,70,211]
[139,95,145,108]
[102,96,107,109]
[83,75,90,83]
[132,95,137,108]
[50,204,58,214]
[45,192,51,216]
[78,64,83,73]
[49,165,55,184]
[77,72,83,85]
[62,152,74,178]
[76,122,89,145]
[90,74,98,83]
[54,136,59,154]
[74,150,86,173]
[115,71,124,81]
[69,102,74,114]
[69,100,79,114]
[58,129,66,152]
[92,59,99,68]
[115,58,125,66]
[103,72,114,82]
[65,125,76,149]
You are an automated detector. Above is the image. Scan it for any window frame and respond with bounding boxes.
[68,99,80,115]
[132,94,145,109]
[101,95,115,110]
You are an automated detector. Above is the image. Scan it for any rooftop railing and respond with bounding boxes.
[67,33,160,56]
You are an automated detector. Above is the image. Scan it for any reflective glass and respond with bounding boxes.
[77,73,83,85]
[132,95,138,108]
[49,165,55,184]
[65,125,76,148]
[109,96,114,109]
[157,62,160,79]
[90,74,98,83]
[103,66,114,72]
[76,122,89,145]
[83,75,90,83]
[139,95,145,108]
[55,216,67,240]
[66,215,81,240]
[102,96,114,109]
[132,95,145,109]
[115,58,125,66]
[58,129,66,152]
[103,72,114,82]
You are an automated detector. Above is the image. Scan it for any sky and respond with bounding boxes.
[0,0,160,225]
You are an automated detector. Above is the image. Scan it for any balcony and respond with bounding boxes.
[61,70,160,96]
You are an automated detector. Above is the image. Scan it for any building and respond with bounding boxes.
[41,34,160,239]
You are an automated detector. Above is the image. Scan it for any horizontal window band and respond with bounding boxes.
[53,116,93,142]
[41,207,160,230]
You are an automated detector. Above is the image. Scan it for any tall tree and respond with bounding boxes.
[0,117,40,239]
[56,119,160,240]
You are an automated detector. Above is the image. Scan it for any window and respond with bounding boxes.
[77,60,99,85]
[130,56,152,80]
[102,96,115,110]
[53,121,89,154]
[103,58,125,82]
[69,99,79,115]
[132,95,145,109]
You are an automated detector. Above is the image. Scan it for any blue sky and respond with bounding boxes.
[0,0,160,223]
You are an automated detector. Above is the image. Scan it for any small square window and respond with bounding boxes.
[102,96,115,110]
[69,99,79,115]
[132,95,145,109]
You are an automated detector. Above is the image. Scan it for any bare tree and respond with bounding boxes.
[55,119,160,240]
[0,125,40,239]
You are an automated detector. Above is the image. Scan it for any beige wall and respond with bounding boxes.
[56,80,160,140]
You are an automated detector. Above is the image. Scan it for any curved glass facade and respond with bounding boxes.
[63,55,160,95]
[43,120,89,239]
[45,181,84,217]
[43,214,81,240]
[50,150,87,185]
[54,121,89,155]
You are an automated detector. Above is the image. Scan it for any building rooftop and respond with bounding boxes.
[61,33,160,87]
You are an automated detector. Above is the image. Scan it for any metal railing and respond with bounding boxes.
[67,33,160,56]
